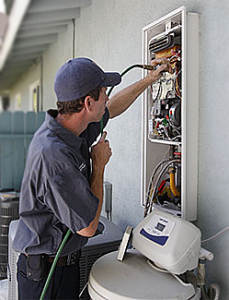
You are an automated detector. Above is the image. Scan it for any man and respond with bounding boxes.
[13,57,172,299]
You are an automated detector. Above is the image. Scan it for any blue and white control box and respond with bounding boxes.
[132,208,201,274]
[140,214,175,246]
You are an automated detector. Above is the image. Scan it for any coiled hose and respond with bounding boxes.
[200,284,220,300]
[208,284,220,300]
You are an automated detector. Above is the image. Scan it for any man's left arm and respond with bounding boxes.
[106,58,172,119]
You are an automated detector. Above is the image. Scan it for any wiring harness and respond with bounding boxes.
[144,145,181,217]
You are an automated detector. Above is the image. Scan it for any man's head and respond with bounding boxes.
[54,57,121,104]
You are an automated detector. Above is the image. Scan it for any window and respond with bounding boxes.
[30,81,40,112]
[15,93,22,111]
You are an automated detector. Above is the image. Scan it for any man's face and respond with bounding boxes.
[92,87,108,122]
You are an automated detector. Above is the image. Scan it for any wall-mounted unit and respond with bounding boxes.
[141,6,199,221]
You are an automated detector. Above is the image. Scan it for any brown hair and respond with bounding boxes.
[57,86,101,115]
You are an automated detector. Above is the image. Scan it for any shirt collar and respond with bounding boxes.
[45,109,83,150]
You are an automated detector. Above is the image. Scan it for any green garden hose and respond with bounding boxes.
[39,229,71,300]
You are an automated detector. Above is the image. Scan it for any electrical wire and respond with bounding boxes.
[144,148,170,215]
[151,79,162,100]
[148,159,180,214]
[171,135,181,141]
[145,158,180,216]
[175,68,182,98]
[144,159,170,216]
[167,118,181,138]
[201,226,229,244]
[79,282,88,298]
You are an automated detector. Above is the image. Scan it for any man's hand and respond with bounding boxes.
[106,58,173,119]
[91,132,112,172]
[148,58,173,82]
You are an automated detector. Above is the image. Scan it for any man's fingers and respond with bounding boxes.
[151,58,173,74]
[100,131,107,142]
[156,63,169,73]
[151,58,167,66]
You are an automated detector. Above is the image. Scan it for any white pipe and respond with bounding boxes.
[199,247,214,261]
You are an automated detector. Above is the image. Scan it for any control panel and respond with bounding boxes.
[140,213,175,246]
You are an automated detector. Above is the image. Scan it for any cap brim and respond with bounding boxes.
[101,72,121,87]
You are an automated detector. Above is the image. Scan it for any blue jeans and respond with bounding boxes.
[17,253,80,300]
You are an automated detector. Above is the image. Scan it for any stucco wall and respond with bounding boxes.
[9,63,40,112]
[7,0,229,297]
[8,22,74,112]
[42,22,74,110]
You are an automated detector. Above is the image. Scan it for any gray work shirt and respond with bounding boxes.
[13,108,109,256]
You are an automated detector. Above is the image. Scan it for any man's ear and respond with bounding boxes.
[84,95,93,113]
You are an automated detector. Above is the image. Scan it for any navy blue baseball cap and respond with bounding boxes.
[54,57,121,102]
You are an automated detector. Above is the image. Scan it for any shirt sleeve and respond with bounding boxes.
[44,164,99,233]
[81,107,110,146]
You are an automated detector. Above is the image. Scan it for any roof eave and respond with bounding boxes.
[0,0,31,71]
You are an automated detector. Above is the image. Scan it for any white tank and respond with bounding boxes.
[88,249,201,300]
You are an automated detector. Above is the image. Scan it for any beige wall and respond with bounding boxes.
[42,23,74,110]
[8,22,74,112]
[9,63,40,112]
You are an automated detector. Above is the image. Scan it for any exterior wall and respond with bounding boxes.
[73,0,229,297]
[8,22,74,112]
[4,0,229,297]
[9,63,40,112]
[42,22,74,110]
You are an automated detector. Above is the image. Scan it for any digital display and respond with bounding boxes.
[156,222,166,232]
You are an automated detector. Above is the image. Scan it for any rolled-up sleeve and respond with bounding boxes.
[44,165,99,233]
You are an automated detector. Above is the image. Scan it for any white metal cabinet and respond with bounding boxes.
[141,6,199,221]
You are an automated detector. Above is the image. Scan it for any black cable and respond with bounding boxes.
[107,64,155,97]
[101,64,155,133]
[72,19,75,59]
